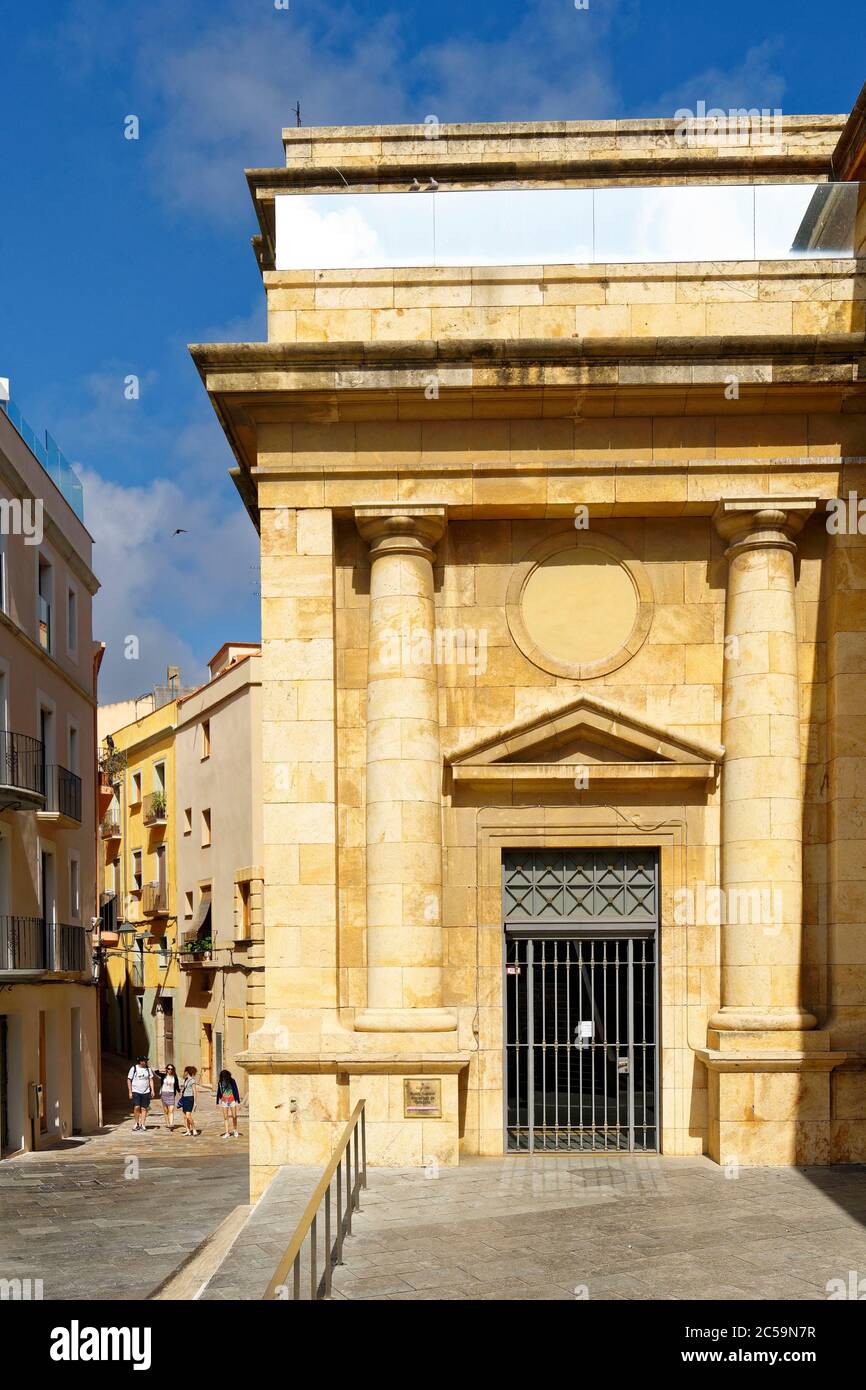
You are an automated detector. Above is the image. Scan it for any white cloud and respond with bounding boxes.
[651,40,787,122]
[82,465,259,702]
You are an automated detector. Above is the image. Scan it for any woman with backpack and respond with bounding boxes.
[216,1069,241,1138]
[178,1066,199,1136]
[159,1063,180,1131]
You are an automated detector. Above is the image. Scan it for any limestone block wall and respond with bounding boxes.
[265,261,866,345]
[329,508,837,1156]
[826,455,866,1159]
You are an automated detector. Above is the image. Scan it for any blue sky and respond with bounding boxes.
[0,0,863,700]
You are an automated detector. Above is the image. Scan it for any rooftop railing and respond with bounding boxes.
[0,397,85,522]
[275,181,864,271]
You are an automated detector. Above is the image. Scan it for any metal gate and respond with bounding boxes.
[503,850,659,1153]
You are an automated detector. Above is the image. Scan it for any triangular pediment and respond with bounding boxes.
[446,693,723,788]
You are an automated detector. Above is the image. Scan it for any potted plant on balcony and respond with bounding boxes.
[148,790,168,822]
[184,934,213,962]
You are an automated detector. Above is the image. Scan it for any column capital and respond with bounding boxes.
[355,506,447,563]
[713,497,817,558]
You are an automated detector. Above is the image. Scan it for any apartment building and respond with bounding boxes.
[99,689,181,1068]
[0,391,99,1156]
[173,643,263,1087]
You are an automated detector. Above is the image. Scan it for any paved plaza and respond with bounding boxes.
[3,1115,866,1302]
[326,1156,866,1301]
[0,1102,249,1301]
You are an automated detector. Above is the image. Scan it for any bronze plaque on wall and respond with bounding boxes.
[403,1078,442,1118]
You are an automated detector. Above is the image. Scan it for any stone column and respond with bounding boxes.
[711,499,817,1031]
[354,506,454,1033]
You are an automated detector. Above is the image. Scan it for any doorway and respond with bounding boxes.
[70,1008,82,1134]
[503,849,659,1154]
[0,1015,8,1156]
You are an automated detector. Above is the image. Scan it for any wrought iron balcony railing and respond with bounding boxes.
[100,812,121,839]
[0,918,89,973]
[58,923,89,973]
[0,916,47,971]
[42,764,82,824]
[0,731,45,808]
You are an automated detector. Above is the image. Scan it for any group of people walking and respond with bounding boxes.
[126,1058,242,1137]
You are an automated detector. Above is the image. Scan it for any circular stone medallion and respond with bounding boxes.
[506,533,653,680]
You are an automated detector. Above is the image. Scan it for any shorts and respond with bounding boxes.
[179,1097,195,1114]
[132,1092,151,1109]
[220,1099,237,1109]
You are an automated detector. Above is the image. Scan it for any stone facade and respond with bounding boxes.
[193,109,866,1199]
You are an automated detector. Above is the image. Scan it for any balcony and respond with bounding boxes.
[0,916,47,972]
[179,936,213,968]
[100,812,121,840]
[99,892,119,945]
[0,731,45,810]
[38,764,82,828]
[0,917,89,976]
[143,791,168,827]
[141,881,167,918]
[58,923,89,973]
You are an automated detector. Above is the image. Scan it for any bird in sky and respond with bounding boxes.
[171,528,188,536]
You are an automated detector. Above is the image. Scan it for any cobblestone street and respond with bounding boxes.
[0,1100,250,1301]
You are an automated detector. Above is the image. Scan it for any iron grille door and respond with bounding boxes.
[503,850,658,1154]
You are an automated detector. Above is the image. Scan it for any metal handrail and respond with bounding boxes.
[263,1099,367,1301]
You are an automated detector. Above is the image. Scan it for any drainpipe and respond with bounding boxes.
[93,641,105,1128]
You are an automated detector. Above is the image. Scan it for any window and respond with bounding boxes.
[131,850,142,893]
[237,880,251,941]
[184,890,194,919]
[66,585,78,658]
[37,554,53,653]
[0,528,6,616]
[67,721,79,776]
[201,808,211,848]
[130,770,142,804]
[69,855,80,920]
[155,844,167,900]
[153,760,166,793]
[183,806,192,836]
[39,702,55,766]
[201,720,211,759]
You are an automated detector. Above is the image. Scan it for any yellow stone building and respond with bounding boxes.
[100,697,179,1067]
[193,94,866,1199]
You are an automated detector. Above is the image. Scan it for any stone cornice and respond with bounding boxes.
[192,331,866,376]
[831,79,866,182]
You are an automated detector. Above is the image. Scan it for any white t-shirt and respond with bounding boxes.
[128,1065,153,1094]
